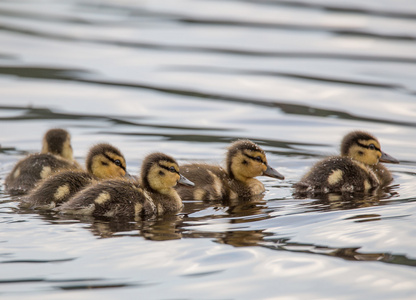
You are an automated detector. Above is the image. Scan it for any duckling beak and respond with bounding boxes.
[178,174,195,186]
[264,164,285,180]
[380,151,399,164]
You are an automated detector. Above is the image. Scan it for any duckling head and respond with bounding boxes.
[86,143,128,179]
[341,131,399,166]
[41,128,74,161]
[141,152,194,194]
[226,140,284,182]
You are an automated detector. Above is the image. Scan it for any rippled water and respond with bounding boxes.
[1,0,416,299]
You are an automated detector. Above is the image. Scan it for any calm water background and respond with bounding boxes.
[1,0,416,299]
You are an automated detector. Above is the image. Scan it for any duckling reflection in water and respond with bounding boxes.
[293,131,399,197]
[176,139,284,201]
[305,185,398,211]
[57,152,194,219]
[5,128,81,195]
[22,143,129,209]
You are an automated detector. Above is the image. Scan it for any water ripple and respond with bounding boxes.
[1,66,415,128]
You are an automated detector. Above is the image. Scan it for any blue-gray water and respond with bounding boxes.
[1,0,416,299]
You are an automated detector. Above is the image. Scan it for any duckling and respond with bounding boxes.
[293,131,399,195]
[22,143,129,209]
[176,139,285,201]
[57,152,194,218]
[5,128,80,195]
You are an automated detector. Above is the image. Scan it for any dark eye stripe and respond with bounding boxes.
[243,153,264,164]
[103,153,126,171]
[357,142,380,151]
[159,164,179,174]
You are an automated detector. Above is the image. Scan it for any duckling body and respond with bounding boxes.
[23,143,128,209]
[176,140,284,201]
[293,131,399,196]
[57,152,194,218]
[58,179,156,218]
[5,129,80,195]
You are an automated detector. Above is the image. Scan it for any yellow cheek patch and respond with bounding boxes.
[40,166,52,179]
[328,169,343,185]
[94,191,111,204]
[148,162,181,192]
[54,184,70,200]
[91,153,126,179]
[231,150,267,181]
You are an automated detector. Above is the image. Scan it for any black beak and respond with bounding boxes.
[263,164,285,180]
[380,151,399,164]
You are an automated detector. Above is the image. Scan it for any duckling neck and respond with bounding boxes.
[149,188,183,214]
[230,176,265,197]
[354,160,380,187]
[369,163,392,186]
[245,178,265,195]
[229,170,248,183]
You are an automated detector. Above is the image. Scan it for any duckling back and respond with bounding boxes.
[5,153,79,195]
[176,164,231,201]
[293,156,379,196]
[21,171,95,209]
[5,128,79,195]
[57,179,156,218]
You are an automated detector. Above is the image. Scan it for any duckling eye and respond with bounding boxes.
[368,144,376,150]
[114,159,122,167]
[169,166,177,173]
[255,156,262,162]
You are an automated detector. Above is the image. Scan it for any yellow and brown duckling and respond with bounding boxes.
[5,128,80,195]
[22,143,129,209]
[57,152,194,218]
[293,131,399,195]
[176,139,285,201]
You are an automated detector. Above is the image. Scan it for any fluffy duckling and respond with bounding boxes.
[176,139,285,201]
[293,131,399,195]
[5,128,80,195]
[57,152,194,218]
[22,143,129,209]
